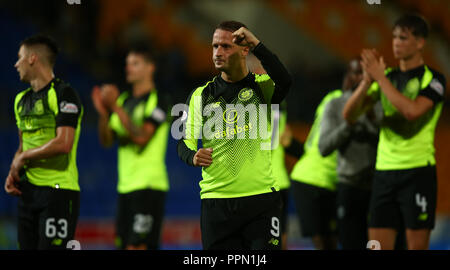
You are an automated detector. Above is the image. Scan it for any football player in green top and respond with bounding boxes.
[343,14,446,250]
[6,35,83,249]
[92,46,170,250]
[177,21,291,250]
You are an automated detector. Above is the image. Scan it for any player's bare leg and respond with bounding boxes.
[126,244,147,250]
[312,235,337,250]
[282,233,287,250]
[406,229,430,250]
[368,228,396,250]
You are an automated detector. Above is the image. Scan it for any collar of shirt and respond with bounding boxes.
[213,72,254,99]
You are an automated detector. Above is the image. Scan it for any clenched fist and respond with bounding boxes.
[193,148,213,167]
[232,27,260,49]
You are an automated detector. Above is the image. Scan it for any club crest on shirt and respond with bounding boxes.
[404,78,420,98]
[34,99,44,115]
[133,103,145,122]
[238,88,253,101]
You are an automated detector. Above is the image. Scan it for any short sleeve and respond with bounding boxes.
[55,86,82,128]
[144,92,170,127]
[418,74,446,105]
[14,92,24,128]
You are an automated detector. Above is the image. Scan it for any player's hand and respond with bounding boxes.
[91,86,109,116]
[92,85,109,115]
[193,148,213,167]
[4,172,22,196]
[361,62,373,85]
[10,153,25,182]
[232,27,260,49]
[361,49,386,82]
[100,84,120,110]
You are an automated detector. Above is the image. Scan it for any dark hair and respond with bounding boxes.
[215,21,247,33]
[129,44,155,63]
[394,14,429,38]
[342,57,362,91]
[20,34,59,66]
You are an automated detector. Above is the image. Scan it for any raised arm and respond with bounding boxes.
[342,58,377,124]
[232,27,292,104]
[92,86,115,147]
[110,105,156,147]
[101,84,160,147]
[360,49,444,121]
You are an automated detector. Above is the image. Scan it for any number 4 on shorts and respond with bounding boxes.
[415,193,427,213]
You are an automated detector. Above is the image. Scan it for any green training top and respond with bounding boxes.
[177,43,291,199]
[14,78,83,191]
[290,90,341,191]
[109,89,170,194]
[367,65,446,170]
[182,74,278,199]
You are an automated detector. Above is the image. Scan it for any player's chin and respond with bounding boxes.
[214,64,226,72]
[393,50,404,60]
[126,76,137,84]
[18,74,27,83]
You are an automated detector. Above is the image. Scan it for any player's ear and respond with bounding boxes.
[147,62,156,75]
[416,37,425,51]
[28,52,37,65]
[241,46,249,57]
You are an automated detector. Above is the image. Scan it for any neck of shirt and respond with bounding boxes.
[399,55,424,72]
[31,77,55,93]
[220,68,250,83]
[31,76,55,92]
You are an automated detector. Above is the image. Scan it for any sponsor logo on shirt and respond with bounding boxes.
[429,78,444,96]
[223,108,240,124]
[60,101,79,114]
[152,107,166,123]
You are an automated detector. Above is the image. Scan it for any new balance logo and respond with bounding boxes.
[268,238,279,246]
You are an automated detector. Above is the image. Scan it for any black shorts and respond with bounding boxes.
[200,191,282,250]
[291,181,337,237]
[116,188,166,249]
[369,165,437,230]
[280,188,289,235]
[336,183,371,249]
[17,181,80,250]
